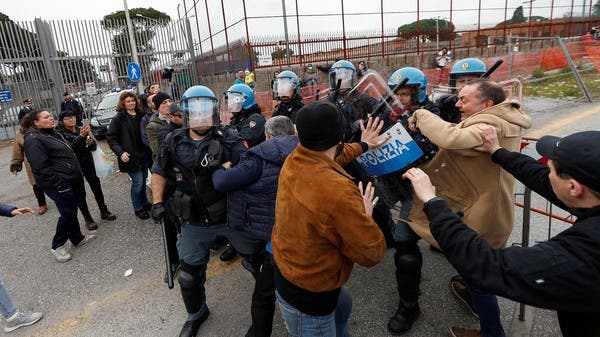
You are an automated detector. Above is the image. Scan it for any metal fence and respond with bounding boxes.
[0,17,196,140]
[179,0,600,75]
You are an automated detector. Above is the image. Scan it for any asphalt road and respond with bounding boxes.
[0,96,598,337]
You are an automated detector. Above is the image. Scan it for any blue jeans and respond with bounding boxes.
[0,277,16,319]
[276,286,352,337]
[127,168,149,212]
[44,181,85,249]
[468,285,506,337]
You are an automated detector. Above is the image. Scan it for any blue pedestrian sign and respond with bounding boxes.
[127,62,142,82]
[0,90,13,103]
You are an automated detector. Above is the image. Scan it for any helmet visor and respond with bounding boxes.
[273,77,296,99]
[334,68,355,89]
[227,92,246,113]
[185,97,218,128]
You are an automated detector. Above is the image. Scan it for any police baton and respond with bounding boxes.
[160,218,175,289]
[480,59,503,79]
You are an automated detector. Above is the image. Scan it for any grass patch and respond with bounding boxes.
[524,68,600,99]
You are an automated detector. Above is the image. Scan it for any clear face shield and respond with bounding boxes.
[273,77,296,100]
[226,92,246,113]
[183,97,218,129]
[346,70,406,123]
[330,68,355,90]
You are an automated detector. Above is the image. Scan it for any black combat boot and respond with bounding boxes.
[178,308,210,337]
[388,247,423,334]
[388,303,421,334]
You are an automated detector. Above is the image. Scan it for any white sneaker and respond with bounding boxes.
[4,311,43,332]
[51,245,71,263]
[75,234,97,248]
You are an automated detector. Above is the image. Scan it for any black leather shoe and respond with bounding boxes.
[387,304,420,334]
[219,244,238,262]
[100,209,116,221]
[135,210,150,220]
[179,308,210,337]
[85,218,98,231]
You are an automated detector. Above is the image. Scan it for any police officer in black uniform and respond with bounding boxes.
[271,70,304,123]
[150,85,246,337]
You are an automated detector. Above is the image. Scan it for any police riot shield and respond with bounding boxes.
[345,71,425,176]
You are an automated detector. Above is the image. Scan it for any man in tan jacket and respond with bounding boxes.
[404,80,532,337]
[271,100,387,337]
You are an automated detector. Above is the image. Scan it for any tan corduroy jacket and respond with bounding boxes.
[409,100,532,249]
[272,143,386,292]
[11,129,37,186]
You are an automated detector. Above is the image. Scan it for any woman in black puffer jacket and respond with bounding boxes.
[55,110,116,230]
[23,110,96,263]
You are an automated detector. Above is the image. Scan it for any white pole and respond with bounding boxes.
[123,0,144,93]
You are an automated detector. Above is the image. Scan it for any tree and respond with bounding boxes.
[495,6,548,27]
[593,0,600,17]
[271,47,294,60]
[101,7,170,79]
[513,6,526,22]
[396,19,456,41]
[57,52,99,84]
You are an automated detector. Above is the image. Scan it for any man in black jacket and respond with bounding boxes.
[61,92,85,126]
[402,127,600,337]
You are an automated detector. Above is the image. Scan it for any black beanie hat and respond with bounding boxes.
[295,100,345,151]
[152,92,172,108]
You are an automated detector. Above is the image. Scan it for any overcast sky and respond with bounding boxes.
[2,0,590,54]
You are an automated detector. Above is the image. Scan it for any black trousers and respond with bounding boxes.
[247,253,276,337]
[75,164,109,220]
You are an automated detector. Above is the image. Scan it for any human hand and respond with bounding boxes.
[221,161,232,169]
[151,202,166,224]
[360,117,388,149]
[474,124,501,154]
[402,168,437,202]
[10,207,35,216]
[121,152,130,163]
[407,115,418,132]
[79,125,90,137]
[358,181,378,217]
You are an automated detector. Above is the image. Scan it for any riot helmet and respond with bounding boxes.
[181,85,219,130]
[226,83,255,114]
[273,70,300,101]
[449,58,487,90]
[328,60,356,91]
[388,67,428,105]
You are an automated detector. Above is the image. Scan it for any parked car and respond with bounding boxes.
[90,89,132,138]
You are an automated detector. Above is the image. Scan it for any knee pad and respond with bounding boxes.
[394,250,423,273]
[178,262,206,289]
[393,240,420,256]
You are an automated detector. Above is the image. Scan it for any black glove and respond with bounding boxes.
[151,202,166,224]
